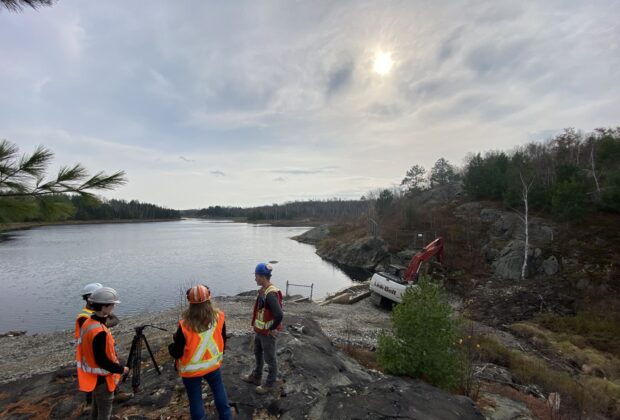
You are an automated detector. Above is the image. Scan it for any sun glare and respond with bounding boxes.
[373,52,393,75]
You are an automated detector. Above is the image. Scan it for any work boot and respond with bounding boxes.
[241,372,260,386]
[255,384,275,395]
[114,391,133,403]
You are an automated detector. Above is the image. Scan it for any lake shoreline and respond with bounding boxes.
[0,218,180,235]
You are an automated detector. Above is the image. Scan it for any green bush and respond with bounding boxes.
[377,277,464,390]
[600,172,620,212]
[551,178,587,221]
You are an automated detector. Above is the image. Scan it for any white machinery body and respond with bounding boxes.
[369,272,418,305]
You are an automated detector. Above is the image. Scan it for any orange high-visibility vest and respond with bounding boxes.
[74,307,94,339]
[177,311,225,378]
[76,318,121,392]
[251,285,283,335]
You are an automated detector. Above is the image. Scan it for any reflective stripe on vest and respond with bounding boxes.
[253,285,280,331]
[79,307,94,318]
[178,318,223,375]
[75,307,94,339]
[76,319,100,345]
[77,322,112,374]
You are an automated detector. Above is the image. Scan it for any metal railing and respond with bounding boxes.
[285,280,314,301]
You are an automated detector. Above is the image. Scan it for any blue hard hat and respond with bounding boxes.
[255,263,273,276]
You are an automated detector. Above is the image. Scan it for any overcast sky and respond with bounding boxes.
[1,1,618,209]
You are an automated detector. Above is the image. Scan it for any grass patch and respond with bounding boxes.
[337,344,381,371]
[477,335,620,418]
[535,309,620,355]
[510,320,620,380]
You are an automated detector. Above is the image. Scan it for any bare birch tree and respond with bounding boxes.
[518,173,534,280]
[590,141,601,195]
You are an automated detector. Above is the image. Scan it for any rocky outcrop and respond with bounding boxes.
[492,240,527,281]
[292,224,331,244]
[0,315,483,419]
[455,203,557,280]
[411,182,463,206]
[316,236,389,270]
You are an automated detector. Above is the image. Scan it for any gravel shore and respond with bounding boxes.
[0,295,390,385]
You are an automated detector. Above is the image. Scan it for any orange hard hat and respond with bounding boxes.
[187,284,210,304]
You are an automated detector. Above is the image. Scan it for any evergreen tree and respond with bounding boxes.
[377,277,464,390]
[1,0,53,12]
[401,164,427,195]
[375,189,394,216]
[429,158,457,188]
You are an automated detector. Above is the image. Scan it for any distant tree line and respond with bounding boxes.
[71,196,181,221]
[185,199,370,222]
[2,194,180,223]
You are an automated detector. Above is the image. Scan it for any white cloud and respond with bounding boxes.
[1,0,618,209]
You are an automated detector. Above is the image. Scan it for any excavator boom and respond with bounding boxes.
[370,236,445,305]
[402,236,444,282]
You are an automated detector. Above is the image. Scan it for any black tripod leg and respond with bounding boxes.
[132,337,142,392]
[142,335,161,374]
[123,335,138,383]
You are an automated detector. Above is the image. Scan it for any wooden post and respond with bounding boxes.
[285,280,289,297]
[310,283,314,301]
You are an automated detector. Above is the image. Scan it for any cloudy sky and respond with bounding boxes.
[1,1,618,209]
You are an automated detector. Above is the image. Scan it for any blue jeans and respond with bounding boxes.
[182,368,231,420]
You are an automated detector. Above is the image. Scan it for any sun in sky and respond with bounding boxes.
[373,52,393,75]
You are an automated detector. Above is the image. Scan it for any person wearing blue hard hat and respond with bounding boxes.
[242,262,284,394]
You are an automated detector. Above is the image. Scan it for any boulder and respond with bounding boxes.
[490,214,520,240]
[542,256,559,276]
[492,240,526,280]
[527,219,554,245]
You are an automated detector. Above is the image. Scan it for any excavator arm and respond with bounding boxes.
[402,236,444,283]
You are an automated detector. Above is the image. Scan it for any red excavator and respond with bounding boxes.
[369,237,444,305]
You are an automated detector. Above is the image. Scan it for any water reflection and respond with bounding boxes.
[0,219,355,334]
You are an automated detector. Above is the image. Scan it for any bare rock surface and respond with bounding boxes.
[0,307,482,419]
[0,296,391,385]
[477,392,535,420]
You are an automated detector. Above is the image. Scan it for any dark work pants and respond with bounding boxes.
[91,381,114,420]
[253,333,277,386]
[182,368,232,420]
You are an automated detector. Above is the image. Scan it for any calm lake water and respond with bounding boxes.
[0,219,356,334]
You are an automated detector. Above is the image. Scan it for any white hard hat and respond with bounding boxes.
[82,282,103,296]
[89,287,121,304]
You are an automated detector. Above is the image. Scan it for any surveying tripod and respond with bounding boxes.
[122,324,167,392]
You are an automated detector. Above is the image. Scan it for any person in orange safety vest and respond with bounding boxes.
[76,287,129,420]
[168,284,231,420]
[75,283,120,339]
[242,263,283,395]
